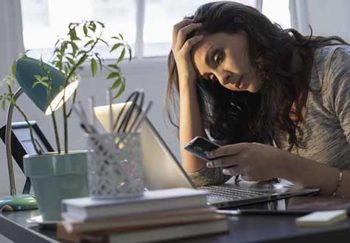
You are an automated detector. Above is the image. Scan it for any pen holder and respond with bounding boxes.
[86,132,145,199]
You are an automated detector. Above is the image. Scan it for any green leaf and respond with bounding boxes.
[117,48,125,63]
[11,60,16,76]
[84,40,94,48]
[106,72,120,79]
[69,28,80,41]
[118,33,124,40]
[83,25,88,36]
[97,21,105,28]
[108,64,120,70]
[77,50,85,56]
[91,58,97,77]
[111,77,122,89]
[1,98,6,111]
[33,81,49,88]
[34,74,41,81]
[75,54,88,67]
[70,41,79,56]
[113,82,125,99]
[66,57,75,66]
[9,96,16,106]
[68,22,76,29]
[99,38,109,47]
[88,21,96,32]
[33,75,49,88]
[110,43,122,53]
[64,65,69,75]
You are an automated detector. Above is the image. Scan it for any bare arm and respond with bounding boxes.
[171,19,207,173]
[282,153,349,196]
[171,20,231,185]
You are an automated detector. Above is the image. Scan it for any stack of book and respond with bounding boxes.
[57,188,228,243]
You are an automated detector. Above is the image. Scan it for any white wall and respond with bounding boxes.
[304,0,350,41]
[0,0,23,80]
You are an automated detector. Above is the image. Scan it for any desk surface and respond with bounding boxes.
[1,196,350,243]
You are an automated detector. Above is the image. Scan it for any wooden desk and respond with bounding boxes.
[1,197,350,243]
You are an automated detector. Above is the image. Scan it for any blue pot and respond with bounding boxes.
[24,151,88,221]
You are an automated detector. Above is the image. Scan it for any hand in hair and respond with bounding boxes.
[171,19,203,84]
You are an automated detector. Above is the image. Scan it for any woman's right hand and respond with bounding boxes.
[172,19,203,84]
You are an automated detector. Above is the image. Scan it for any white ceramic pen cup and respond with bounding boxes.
[86,132,145,199]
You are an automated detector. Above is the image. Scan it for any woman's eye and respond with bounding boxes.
[213,50,224,64]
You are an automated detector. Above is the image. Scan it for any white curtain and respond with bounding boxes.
[0,0,24,80]
[289,0,309,34]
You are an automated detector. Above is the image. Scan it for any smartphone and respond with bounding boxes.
[184,136,220,160]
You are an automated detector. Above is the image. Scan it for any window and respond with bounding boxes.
[142,0,256,57]
[21,0,136,60]
[20,0,291,60]
[262,0,291,29]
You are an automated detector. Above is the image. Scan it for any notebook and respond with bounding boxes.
[94,103,319,208]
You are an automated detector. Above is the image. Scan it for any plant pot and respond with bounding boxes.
[24,151,88,221]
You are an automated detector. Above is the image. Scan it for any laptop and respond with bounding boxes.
[94,103,319,208]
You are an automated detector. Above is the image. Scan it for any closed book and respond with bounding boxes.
[62,188,208,221]
[62,206,219,233]
[82,219,228,243]
[58,218,228,243]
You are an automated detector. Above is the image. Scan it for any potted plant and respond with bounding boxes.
[0,21,131,221]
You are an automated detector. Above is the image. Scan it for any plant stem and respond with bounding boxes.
[66,90,77,117]
[14,104,41,154]
[40,61,62,154]
[50,110,61,153]
[63,100,68,153]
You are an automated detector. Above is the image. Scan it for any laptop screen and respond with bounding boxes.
[94,103,195,190]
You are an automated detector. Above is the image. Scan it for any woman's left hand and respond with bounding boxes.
[206,142,290,181]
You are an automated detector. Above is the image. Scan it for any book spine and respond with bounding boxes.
[85,219,228,243]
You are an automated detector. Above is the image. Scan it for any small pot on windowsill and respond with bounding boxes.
[24,151,89,221]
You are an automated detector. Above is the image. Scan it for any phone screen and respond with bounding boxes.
[184,136,220,160]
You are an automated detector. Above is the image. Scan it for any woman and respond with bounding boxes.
[166,1,350,197]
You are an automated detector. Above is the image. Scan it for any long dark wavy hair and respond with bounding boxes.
[166,1,348,150]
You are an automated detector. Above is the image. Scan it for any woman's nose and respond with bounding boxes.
[216,70,231,85]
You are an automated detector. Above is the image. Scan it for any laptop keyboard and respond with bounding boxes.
[200,185,270,201]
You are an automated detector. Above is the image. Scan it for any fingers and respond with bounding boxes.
[207,156,238,168]
[175,23,202,50]
[206,143,250,160]
[172,19,192,43]
[181,35,204,54]
[172,19,202,52]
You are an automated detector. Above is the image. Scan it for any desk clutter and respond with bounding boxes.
[74,90,152,199]
[57,188,228,243]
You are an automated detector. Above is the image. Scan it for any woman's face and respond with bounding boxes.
[193,31,262,93]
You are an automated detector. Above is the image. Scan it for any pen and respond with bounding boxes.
[107,89,114,133]
[216,209,310,216]
[89,96,96,127]
[130,101,153,133]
